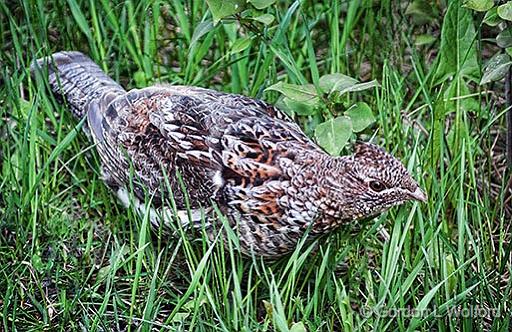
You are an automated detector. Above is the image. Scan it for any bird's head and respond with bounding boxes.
[319,142,426,223]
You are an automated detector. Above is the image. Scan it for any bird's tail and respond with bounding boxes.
[30,51,126,119]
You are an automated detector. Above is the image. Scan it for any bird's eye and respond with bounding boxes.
[369,180,386,192]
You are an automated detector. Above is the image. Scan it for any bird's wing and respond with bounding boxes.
[89,87,216,209]
[90,85,318,218]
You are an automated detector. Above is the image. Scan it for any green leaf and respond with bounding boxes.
[463,0,494,12]
[290,322,307,332]
[170,312,190,323]
[434,0,480,84]
[96,264,112,282]
[483,7,501,26]
[283,97,317,116]
[249,0,277,10]
[407,281,445,329]
[320,73,379,96]
[133,70,146,88]
[231,37,252,53]
[303,113,324,136]
[314,116,352,155]
[66,0,93,40]
[269,45,308,84]
[252,13,275,25]
[319,73,358,93]
[481,53,512,84]
[345,102,375,132]
[31,253,45,272]
[205,0,245,24]
[444,254,458,294]
[497,27,512,48]
[443,79,479,114]
[405,0,435,17]
[498,2,512,21]
[338,80,379,94]
[415,34,437,46]
[266,82,319,106]
[262,300,273,317]
[405,0,436,24]
[190,20,214,48]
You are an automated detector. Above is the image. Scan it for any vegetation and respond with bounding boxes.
[1,0,511,330]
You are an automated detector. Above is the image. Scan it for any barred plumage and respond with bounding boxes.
[31,51,426,257]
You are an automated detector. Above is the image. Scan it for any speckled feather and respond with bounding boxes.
[31,51,426,257]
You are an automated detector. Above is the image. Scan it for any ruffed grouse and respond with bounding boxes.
[31,51,426,257]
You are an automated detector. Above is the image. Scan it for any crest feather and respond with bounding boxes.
[354,142,387,159]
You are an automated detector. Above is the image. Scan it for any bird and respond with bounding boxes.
[30,51,426,257]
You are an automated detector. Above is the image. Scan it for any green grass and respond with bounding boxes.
[1,0,511,331]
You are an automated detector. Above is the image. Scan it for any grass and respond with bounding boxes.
[1,0,511,331]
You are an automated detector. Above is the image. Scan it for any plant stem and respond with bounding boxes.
[506,66,512,168]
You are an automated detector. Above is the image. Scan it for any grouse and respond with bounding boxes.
[31,51,426,257]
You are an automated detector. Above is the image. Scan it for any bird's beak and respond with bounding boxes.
[410,187,427,202]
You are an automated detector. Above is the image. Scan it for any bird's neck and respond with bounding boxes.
[281,151,353,232]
